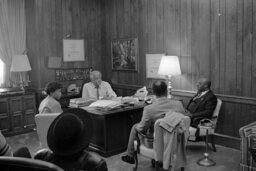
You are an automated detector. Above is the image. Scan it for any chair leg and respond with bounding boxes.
[133,152,138,170]
[210,135,217,152]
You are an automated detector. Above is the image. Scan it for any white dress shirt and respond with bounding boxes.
[82,81,117,100]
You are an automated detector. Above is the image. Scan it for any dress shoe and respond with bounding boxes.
[121,155,135,164]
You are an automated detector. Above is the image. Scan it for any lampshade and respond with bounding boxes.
[10,55,31,72]
[158,56,181,76]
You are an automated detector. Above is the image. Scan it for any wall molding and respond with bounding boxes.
[113,83,256,105]
[112,83,256,150]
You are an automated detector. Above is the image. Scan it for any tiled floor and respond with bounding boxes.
[6,132,241,171]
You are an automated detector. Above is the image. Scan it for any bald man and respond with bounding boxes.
[122,80,185,164]
[82,70,117,100]
[186,78,217,127]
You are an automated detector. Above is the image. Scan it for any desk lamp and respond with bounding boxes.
[10,54,31,91]
[158,55,181,99]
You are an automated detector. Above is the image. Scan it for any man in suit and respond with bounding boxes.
[121,80,185,164]
[186,77,217,127]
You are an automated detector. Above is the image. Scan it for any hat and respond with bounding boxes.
[47,108,93,156]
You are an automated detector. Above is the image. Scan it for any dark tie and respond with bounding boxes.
[193,92,202,100]
[96,86,99,100]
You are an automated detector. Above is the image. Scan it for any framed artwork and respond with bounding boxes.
[111,38,138,71]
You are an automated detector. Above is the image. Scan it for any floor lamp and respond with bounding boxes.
[158,56,181,99]
[10,54,32,91]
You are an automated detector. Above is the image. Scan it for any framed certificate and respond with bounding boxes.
[63,39,85,62]
[146,54,165,79]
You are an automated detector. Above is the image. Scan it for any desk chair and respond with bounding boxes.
[188,98,222,152]
[0,156,63,171]
[35,113,61,149]
[133,115,190,171]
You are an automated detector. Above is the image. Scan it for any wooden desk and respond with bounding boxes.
[82,103,146,157]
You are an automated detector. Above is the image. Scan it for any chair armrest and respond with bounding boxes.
[137,131,153,141]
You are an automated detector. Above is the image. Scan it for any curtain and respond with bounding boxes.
[0,0,26,87]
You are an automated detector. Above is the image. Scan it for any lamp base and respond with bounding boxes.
[166,75,172,99]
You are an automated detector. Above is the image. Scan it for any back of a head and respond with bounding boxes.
[152,80,167,97]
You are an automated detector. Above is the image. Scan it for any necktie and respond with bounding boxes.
[96,86,100,100]
[193,92,202,100]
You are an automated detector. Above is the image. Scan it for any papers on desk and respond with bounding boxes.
[89,100,122,110]
[69,98,95,108]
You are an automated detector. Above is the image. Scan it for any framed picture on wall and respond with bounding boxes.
[63,39,85,62]
[111,38,138,71]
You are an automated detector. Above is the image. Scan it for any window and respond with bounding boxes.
[0,58,4,85]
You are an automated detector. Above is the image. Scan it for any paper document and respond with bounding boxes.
[89,100,122,109]
[69,98,95,107]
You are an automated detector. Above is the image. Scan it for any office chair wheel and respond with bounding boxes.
[151,159,155,167]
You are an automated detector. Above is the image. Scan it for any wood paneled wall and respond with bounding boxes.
[103,0,256,98]
[102,0,256,148]
[25,0,104,89]
[25,0,256,148]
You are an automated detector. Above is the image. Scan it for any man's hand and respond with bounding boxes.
[184,109,192,117]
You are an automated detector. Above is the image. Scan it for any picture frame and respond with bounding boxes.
[63,39,85,62]
[111,38,138,71]
[145,54,166,79]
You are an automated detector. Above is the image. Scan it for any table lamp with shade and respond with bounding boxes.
[10,54,31,91]
[158,55,181,98]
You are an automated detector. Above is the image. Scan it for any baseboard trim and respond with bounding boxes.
[214,133,240,150]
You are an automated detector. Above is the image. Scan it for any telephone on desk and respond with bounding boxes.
[67,84,80,94]
[134,86,148,101]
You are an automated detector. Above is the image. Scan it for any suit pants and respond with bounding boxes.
[127,124,138,156]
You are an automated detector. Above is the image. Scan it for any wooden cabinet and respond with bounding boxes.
[0,93,36,136]
[0,97,11,133]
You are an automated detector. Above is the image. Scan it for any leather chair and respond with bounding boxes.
[34,113,61,149]
[0,156,63,171]
[239,121,256,171]
[133,115,190,171]
[188,98,222,152]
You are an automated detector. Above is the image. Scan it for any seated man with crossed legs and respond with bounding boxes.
[121,80,185,164]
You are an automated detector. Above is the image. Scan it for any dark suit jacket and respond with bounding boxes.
[186,90,217,127]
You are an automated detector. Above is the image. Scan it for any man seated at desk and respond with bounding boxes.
[82,70,117,100]
[121,80,185,164]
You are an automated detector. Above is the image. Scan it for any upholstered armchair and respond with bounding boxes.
[0,156,63,171]
[239,121,256,171]
[35,113,61,149]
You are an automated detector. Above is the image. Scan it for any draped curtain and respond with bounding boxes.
[0,0,26,87]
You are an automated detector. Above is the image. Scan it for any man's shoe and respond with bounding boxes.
[121,155,135,164]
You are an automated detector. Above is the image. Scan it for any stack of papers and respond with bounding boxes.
[122,96,139,104]
[69,98,95,108]
[89,100,122,110]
